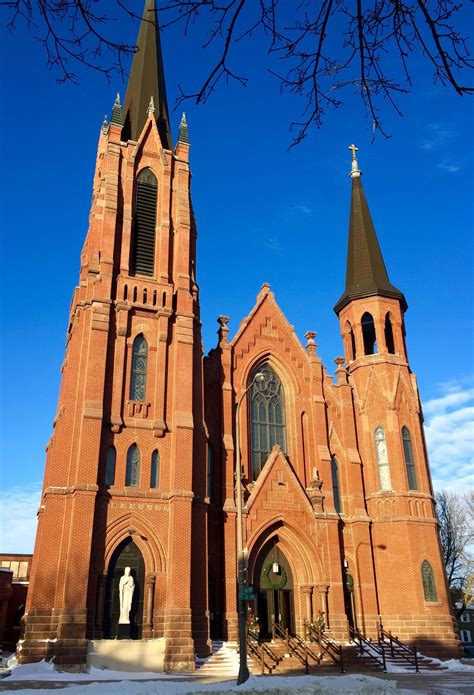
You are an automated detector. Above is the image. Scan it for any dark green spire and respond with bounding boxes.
[122,0,172,149]
[334,146,407,314]
[177,113,190,145]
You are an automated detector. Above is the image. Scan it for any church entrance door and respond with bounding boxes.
[103,538,145,639]
[254,539,294,640]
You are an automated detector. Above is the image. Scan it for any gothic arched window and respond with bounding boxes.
[421,560,437,601]
[126,444,140,487]
[250,364,286,480]
[402,426,418,490]
[344,321,356,361]
[131,168,157,277]
[331,456,342,513]
[105,446,116,486]
[150,450,159,489]
[130,334,148,401]
[385,313,395,354]
[361,312,377,355]
[374,426,392,491]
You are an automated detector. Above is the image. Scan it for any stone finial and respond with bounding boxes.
[147,95,156,115]
[306,476,324,514]
[101,114,109,134]
[217,315,230,346]
[349,143,361,178]
[111,92,123,126]
[334,356,348,384]
[304,331,318,356]
[177,112,190,145]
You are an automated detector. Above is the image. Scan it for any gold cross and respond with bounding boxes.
[348,144,359,159]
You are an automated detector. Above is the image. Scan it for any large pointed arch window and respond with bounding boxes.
[131,168,157,277]
[250,364,286,480]
[125,444,140,487]
[374,426,392,491]
[421,560,437,601]
[130,334,148,401]
[402,426,418,490]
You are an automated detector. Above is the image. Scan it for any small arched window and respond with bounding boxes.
[125,444,140,487]
[345,321,357,361]
[207,443,214,500]
[131,168,157,277]
[385,313,395,354]
[421,560,437,601]
[374,427,392,490]
[402,426,418,490]
[150,450,159,489]
[105,446,116,486]
[361,312,377,355]
[331,456,342,513]
[250,364,286,480]
[130,334,148,401]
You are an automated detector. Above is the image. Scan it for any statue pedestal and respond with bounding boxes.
[116,623,131,640]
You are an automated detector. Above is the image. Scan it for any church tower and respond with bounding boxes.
[19,0,208,671]
[334,146,459,653]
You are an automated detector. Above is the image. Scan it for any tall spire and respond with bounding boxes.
[334,145,407,314]
[122,0,172,149]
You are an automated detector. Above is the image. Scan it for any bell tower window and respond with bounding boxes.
[131,168,157,277]
[250,364,286,480]
[375,426,392,491]
[105,446,116,486]
[130,334,148,401]
[331,456,342,513]
[150,450,159,489]
[402,426,418,490]
[385,313,395,354]
[125,444,140,487]
[362,312,377,355]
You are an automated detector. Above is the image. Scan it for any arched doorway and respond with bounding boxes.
[253,539,294,639]
[103,538,145,639]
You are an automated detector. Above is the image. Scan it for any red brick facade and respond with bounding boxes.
[18,6,460,672]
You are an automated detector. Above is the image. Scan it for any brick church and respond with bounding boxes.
[19,0,460,672]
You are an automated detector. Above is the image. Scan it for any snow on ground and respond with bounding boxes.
[0,673,406,694]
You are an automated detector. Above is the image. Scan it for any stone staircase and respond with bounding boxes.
[195,641,240,676]
[347,638,448,673]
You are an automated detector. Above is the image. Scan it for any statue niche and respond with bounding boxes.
[103,538,145,639]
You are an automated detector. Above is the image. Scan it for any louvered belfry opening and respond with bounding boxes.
[131,168,158,276]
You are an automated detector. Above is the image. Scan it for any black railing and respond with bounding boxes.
[349,626,386,672]
[246,630,280,675]
[378,623,419,672]
[306,622,345,673]
[273,622,321,674]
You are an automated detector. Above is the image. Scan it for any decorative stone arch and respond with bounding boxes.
[104,512,166,576]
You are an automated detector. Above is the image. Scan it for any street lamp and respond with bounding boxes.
[235,370,265,685]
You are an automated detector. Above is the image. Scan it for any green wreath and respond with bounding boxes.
[263,563,287,590]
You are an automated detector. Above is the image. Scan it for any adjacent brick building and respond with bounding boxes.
[19,0,461,672]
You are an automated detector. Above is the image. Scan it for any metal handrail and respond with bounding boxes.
[246,631,279,675]
[378,624,419,672]
[273,622,319,674]
[349,626,386,672]
[307,623,345,673]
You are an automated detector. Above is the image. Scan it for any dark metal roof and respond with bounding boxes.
[334,173,407,314]
[122,0,172,149]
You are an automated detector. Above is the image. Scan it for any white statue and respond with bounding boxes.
[118,567,135,624]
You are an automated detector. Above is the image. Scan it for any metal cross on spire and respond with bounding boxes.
[348,143,361,178]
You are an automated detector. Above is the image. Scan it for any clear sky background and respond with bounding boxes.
[0,2,473,552]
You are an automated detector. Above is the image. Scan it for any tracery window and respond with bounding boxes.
[126,444,140,487]
[402,426,418,490]
[150,450,159,489]
[131,168,157,277]
[421,560,437,601]
[105,446,116,486]
[250,364,286,480]
[331,456,342,513]
[374,426,392,491]
[130,334,148,401]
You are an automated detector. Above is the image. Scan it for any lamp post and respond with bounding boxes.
[235,371,265,685]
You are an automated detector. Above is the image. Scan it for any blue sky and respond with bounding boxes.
[0,3,473,552]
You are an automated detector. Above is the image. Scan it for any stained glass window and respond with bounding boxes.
[126,444,140,487]
[150,450,159,489]
[250,364,286,480]
[421,560,437,601]
[375,427,392,491]
[402,426,418,490]
[331,456,342,513]
[130,334,148,401]
[105,446,116,486]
